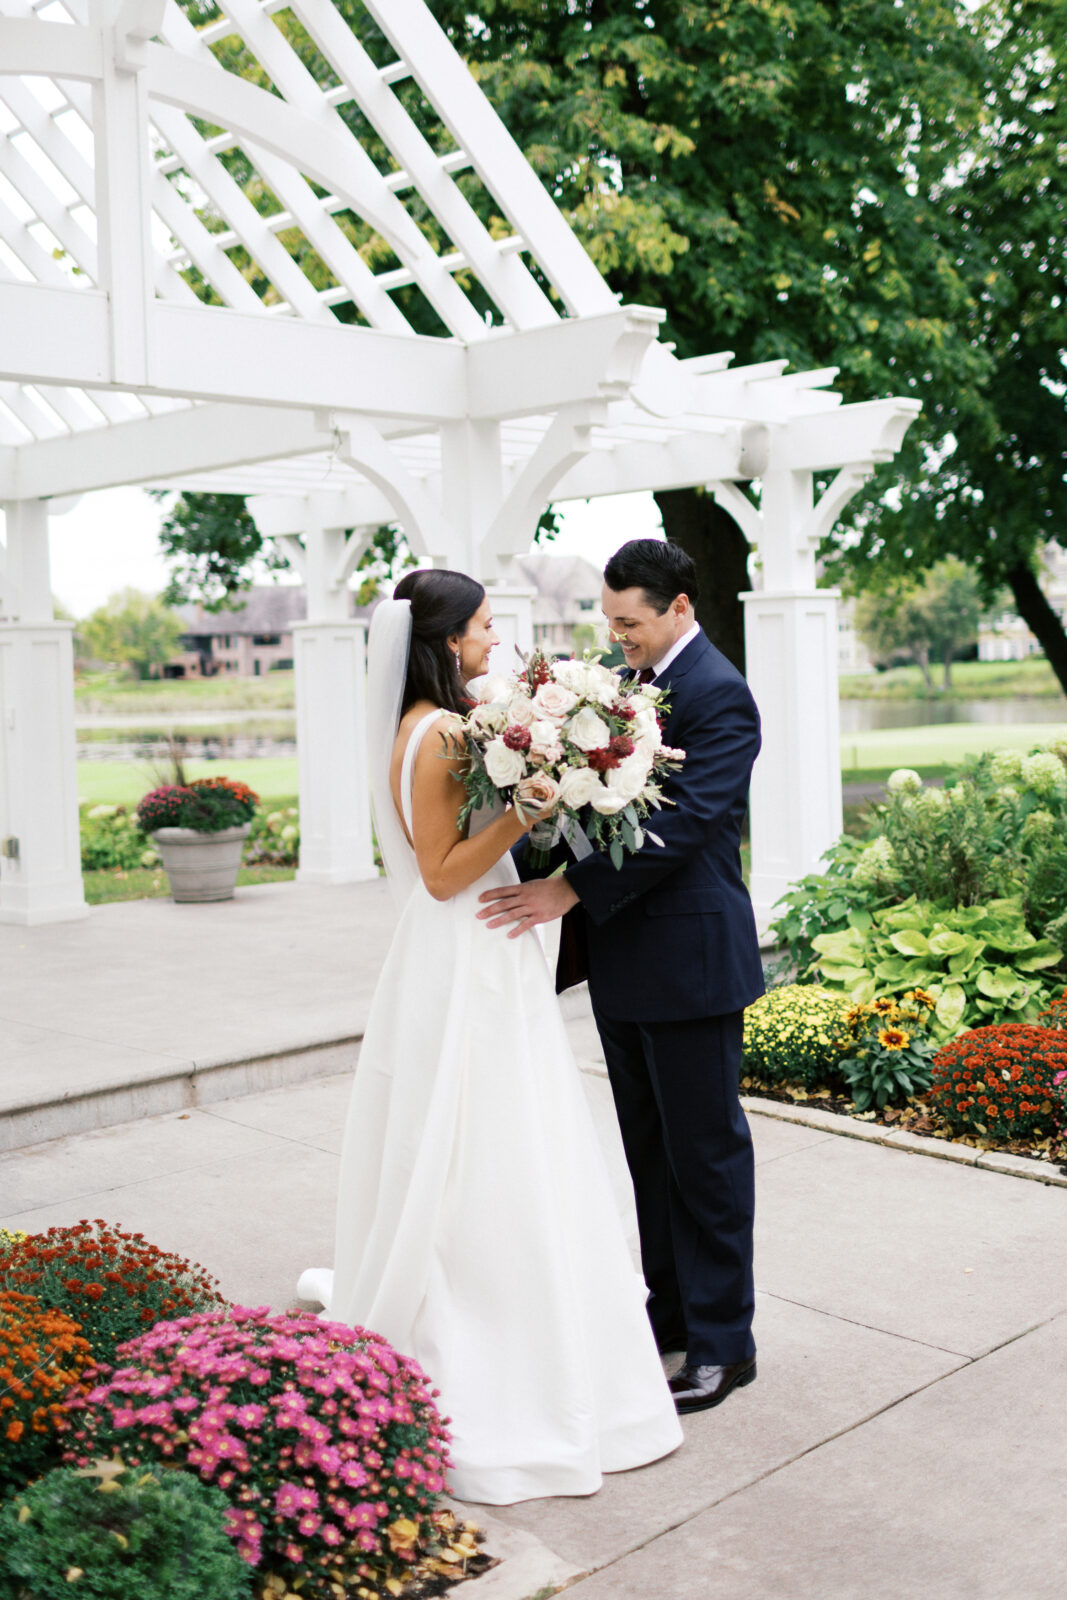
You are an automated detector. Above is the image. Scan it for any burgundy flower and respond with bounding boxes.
[588,747,621,773]
[502,724,532,752]
[610,735,634,759]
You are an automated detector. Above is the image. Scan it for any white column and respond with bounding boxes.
[291,619,377,884]
[0,500,88,924]
[742,589,843,937]
[483,581,535,664]
[291,503,376,884]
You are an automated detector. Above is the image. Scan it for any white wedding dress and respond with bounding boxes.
[300,705,682,1505]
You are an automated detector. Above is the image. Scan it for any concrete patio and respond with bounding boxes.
[2,884,1066,1597]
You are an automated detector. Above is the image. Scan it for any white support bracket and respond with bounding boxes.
[481,404,603,567]
[332,414,450,563]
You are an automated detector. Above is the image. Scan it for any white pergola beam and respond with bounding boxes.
[0,403,335,498]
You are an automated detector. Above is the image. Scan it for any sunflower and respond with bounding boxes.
[878,1027,910,1050]
[873,998,898,1015]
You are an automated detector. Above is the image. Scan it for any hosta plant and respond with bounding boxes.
[838,992,940,1111]
[927,1024,1067,1145]
[0,1220,225,1368]
[742,984,853,1090]
[0,1459,253,1600]
[64,1307,451,1600]
[810,897,1061,1040]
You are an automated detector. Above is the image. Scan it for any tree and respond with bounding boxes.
[164,0,993,656]
[827,0,1067,689]
[853,558,981,688]
[419,0,993,671]
[79,589,185,680]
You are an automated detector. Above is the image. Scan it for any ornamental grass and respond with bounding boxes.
[63,1307,452,1600]
[0,1290,92,1495]
[0,1219,225,1368]
[927,1023,1067,1145]
[742,984,854,1090]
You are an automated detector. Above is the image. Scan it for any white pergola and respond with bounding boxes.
[0,0,919,929]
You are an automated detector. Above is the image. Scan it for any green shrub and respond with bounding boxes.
[78,806,149,872]
[245,803,299,867]
[767,836,896,978]
[0,1460,253,1600]
[742,984,854,1089]
[811,897,1061,1039]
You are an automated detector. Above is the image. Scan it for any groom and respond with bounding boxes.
[477,539,765,1414]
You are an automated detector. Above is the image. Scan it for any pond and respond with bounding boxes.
[75,714,297,762]
[838,697,1067,735]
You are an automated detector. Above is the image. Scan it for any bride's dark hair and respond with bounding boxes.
[394,568,486,715]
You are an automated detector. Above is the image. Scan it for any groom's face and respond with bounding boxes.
[602,585,690,673]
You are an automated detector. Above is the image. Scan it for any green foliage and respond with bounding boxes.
[767,837,896,978]
[853,558,982,689]
[811,898,1061,1039]
[0,1461,253,1600]
[837,995,940,1111]
[828,0,1067,684]
[78,591,183,682]
[156,493,288,612]
[245,804,300,867]
[79,806,155,872]
[742,984,854,1090]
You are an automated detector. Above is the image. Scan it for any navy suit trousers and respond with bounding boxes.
[593,1005,756,1366]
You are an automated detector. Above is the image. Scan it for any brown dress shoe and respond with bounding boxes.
[668,1356,757,1414]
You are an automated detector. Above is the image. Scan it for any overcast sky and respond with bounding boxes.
[37,486,664,617]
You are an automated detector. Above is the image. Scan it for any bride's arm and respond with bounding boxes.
[411,717,532,901]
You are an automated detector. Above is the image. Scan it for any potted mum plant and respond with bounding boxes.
[136,776,259,902]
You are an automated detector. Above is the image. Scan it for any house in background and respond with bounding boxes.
[166,586,309,678]
[512,552,604,656]
[978,545,1067,662]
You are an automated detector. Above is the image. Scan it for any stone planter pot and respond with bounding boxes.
[150,824,251,903]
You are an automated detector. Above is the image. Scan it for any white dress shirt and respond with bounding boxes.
[648,620,701,683]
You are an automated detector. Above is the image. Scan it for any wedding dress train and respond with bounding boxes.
[300,708,682,1505]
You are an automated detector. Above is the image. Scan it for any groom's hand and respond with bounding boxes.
[477,877,579,938]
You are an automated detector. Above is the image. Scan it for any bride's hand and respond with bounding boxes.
[513,773,561,833]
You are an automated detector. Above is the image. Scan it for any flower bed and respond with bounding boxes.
[64,1308,452,1600]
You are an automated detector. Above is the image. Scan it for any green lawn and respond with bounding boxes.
[84,863,297,905]
[74,671,296,715]
[78,757,299,805]
[839,656,1063,701]
[839,721,1067,772]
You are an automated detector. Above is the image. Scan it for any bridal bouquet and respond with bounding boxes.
[454,650,685,869]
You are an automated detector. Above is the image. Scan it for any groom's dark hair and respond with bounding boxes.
[394,568,486,716]
[604,539,699,615]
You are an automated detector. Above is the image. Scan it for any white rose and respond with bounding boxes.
[558,766,606,809]
[533,681,579,722]
[529,718,560,749]
[506,693,536,727]
[469,700,507,735]
[472,673,510,704]
[633,722,663,758]
[551,659,591,695]
[629,685,662,708]
[483,737,527,787]
[585,663,620,705]
[607,753,650,802]
[589,788,631,815]
[566,706,611,751]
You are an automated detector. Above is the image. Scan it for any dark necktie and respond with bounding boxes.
[637,668,655,684]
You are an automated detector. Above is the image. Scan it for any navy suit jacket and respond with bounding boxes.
[558,630,765,1023]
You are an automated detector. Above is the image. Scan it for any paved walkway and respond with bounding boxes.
[2,886,1066,1597]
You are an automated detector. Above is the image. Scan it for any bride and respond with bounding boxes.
[299,568,682,1505]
